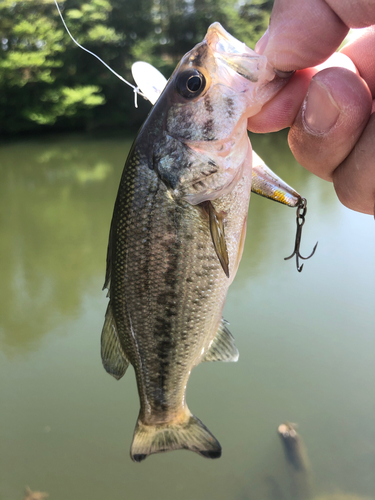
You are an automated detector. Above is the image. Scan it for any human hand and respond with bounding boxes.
[248,0,375,215]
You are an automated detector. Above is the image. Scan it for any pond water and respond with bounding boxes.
[0,132,374,500]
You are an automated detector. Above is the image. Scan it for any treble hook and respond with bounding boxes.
[284,198,318,272]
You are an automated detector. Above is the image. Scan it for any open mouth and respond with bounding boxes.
[205,22,266,83]
[205,23,248,55]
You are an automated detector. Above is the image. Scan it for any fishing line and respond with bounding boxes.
[53,0,147,107]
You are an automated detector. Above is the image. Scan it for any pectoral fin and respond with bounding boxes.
[251,151,301,207]
[203,201,230,278]
[101,303,129,380]
[202,319,239,362]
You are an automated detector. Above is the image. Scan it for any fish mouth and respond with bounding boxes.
[205,22,272,83]
[205,23,249,56]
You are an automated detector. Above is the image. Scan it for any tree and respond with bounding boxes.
[0,0,121,133]
[0,0,273,135]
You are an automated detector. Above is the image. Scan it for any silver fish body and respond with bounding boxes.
[101,23,287,462]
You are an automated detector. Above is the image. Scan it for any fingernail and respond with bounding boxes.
[255,28,269,55]
[303,79,340,134]
[274,69,295,79]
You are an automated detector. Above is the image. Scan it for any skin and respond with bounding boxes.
[247,0,375,215]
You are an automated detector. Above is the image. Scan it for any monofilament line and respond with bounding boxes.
[53,0,146,107]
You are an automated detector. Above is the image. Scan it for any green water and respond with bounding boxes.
[0,132,374,500]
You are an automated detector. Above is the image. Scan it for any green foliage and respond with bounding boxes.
[0,0,273,135]
[0,0,120,133]
[23,86,105,125]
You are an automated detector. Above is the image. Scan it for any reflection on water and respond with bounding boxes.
[0,133,374,500]
[0,136,132,355]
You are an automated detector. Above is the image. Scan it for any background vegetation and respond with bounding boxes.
[0,0,273,135]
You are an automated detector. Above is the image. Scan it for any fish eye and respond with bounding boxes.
[175,69,206,99]
[187,75,202,92]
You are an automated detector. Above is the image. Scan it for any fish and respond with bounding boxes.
[101,22,300,463]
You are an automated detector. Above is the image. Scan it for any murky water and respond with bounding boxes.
[1,132,374,500]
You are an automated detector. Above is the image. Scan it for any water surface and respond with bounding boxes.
[1,133,374,500]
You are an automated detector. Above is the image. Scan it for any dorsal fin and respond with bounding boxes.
[202,319,239,362]
[101,303,129,380]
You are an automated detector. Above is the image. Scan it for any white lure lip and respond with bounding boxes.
[131,62,167,105]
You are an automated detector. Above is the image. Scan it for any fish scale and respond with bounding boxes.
[111,148,229,411]
[101,22,294,462]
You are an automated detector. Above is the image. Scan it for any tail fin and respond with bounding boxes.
[130,413,221,462]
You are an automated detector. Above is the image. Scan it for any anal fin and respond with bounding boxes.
[202,319,239,362]
[101,303,129,380]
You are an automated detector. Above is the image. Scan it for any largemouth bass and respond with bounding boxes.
[101,23,296,463]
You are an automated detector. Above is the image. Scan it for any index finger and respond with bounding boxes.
[258,0,375,72]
